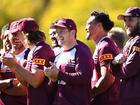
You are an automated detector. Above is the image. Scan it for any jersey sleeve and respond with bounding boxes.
[99,46,115,66]
[32,46,55,70]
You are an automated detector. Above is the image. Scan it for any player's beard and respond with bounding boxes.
[128,20,140,37]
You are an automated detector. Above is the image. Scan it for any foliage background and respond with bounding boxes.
[0,0,140,52]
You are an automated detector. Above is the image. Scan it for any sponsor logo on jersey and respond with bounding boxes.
[33,58,45,65]
[99,54,113,61]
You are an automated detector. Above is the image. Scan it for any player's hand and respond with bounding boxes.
[1,53,17,71]
[113,53,126,64]
[44,62,59,82]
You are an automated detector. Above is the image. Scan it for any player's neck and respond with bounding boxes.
[14,47,25,55]
[62,40,77,51]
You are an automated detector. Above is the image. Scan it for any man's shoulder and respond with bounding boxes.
[99,37,118,50]
[130,36,140,46]
[35,41,52,52]
[34,41,55,58]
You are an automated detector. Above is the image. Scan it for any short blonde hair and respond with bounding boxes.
[108,27,126,49]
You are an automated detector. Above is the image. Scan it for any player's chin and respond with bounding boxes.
[86,34,91,40]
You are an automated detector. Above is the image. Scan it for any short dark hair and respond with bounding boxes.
[25,31,46,44]
[91,11,114,31]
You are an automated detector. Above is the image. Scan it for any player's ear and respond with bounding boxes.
[70,30,76,37]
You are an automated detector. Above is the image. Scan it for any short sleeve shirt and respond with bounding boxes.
[91,36,120,105]
[25,41,55,105]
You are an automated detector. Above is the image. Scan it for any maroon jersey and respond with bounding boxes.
[25,41,55,105]
[119,35,140,105]
[53,43,93,105]
[0,94,27,105]
[91,36,120,105]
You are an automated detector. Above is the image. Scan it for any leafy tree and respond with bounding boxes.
[0,0,140,50]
